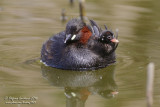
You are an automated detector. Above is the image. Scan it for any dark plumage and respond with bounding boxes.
[41,18,119,70]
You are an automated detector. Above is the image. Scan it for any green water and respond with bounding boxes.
[0,0,160,107]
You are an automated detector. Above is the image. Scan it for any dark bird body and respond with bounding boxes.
[41,19,119,70]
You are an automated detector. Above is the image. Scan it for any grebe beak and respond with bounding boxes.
[64,34,72,43]
[111,38,119,43]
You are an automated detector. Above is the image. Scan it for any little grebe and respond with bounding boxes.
[41,18,119,70]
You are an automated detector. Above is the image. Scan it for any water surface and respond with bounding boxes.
[0,0,160,107]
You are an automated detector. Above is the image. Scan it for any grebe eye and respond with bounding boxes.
[107,36,111,39]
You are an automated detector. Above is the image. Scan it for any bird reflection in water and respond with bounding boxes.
[41,64,118,107]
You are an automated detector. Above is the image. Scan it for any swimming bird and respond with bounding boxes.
[41,18,119,70]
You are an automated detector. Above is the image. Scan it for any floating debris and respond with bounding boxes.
[70,0,75,6]
[60,8,67,22]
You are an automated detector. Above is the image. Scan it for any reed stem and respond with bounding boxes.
[79,0,86,22]
[146,62,154,107]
